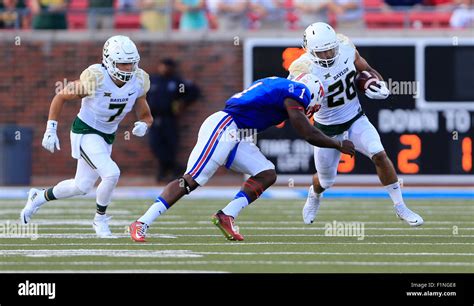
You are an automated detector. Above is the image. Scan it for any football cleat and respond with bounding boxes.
[211,210,244,241]
[93,214,117,238]
[302,186,321,224]
[20,188,43,225]
[394,204,424,227]
[129,221,148,242]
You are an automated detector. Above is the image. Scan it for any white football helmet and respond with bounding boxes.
[293,73,324,116]
[102,35,140,83]
[303,22,339,68]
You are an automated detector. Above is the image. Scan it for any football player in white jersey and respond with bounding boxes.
[289,22,424,227]
[20,35,153,237]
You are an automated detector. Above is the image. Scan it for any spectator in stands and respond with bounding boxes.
[0,0,27,29]
[175,0,209,30]
[139,0,169,31]
[30,0,68,29]
[148,58,201,182]
[294,0,330,27]
[450,0,473,27]
[207,0,250,30]
[118,0,134,10]
[384,0,423,7]
[88,0,114,29]
[249,0,285,29]
[328,0,364,28]
[423,0,453,7]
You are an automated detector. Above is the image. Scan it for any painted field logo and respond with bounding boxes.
[0,221,38,240]
[324,220,365,241]
[18,280,55,299]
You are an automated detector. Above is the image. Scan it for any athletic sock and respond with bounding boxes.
[385,181,404,206]
[222,191,251,219]
[96,203,107,215]
[138,197,169,226]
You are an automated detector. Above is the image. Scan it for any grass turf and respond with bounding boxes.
[0,198,473,273]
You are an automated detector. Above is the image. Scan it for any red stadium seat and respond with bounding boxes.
[363,0,384,8]
[364,12,407,28]
[67,0,88,29]
[114,13,141,29]
[409,11,452,28]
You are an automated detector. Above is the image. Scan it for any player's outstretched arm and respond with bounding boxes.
[42,80,88,153]
[132,95,153,137]
[284,98,355,156]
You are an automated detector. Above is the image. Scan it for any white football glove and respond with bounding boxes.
[365,80,390,100]
[132,121,148,137]
[41,120,60,153]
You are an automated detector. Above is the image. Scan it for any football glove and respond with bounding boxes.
[365,80,390,100]
[132,121,148,137]
[42,120,60,153]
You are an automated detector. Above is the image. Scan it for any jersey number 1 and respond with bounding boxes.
[107,103,126,122]
[327,70,357,108]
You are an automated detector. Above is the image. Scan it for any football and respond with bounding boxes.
[355,71,380,92]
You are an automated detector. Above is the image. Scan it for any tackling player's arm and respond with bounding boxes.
[284,98,355,156]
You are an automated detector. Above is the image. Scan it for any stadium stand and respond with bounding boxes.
[0,0,472,31]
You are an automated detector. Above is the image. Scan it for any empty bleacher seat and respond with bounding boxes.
[409,11,452,28]
[68,0,88,29]
[364,11,407,28]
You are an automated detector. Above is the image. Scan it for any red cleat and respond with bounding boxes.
[211,210,244,241]
[129,221,148,242]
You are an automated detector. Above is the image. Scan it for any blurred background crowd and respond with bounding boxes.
[0,0,472,31]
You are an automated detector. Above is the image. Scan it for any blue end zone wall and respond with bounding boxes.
[1,187,472,200]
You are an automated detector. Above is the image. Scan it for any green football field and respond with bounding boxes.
[0,197,473,273]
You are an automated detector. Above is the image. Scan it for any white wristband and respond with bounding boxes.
[46,120,58,131]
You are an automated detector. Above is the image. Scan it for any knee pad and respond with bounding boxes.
[319,178,336,190]
[73,177,95,195]
[97,161,121,183]
[317,169,337,190]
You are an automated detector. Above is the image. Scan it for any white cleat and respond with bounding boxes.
[395,204,424,227]
[20,188,43,225]
[93,214,117,238]
[302,186,322,224]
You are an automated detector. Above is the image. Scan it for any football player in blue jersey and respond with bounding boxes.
[129,73,355,242]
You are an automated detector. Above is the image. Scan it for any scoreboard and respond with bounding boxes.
[244,38,474,183]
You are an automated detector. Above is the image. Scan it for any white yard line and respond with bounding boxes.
[0,269,228,273]
[0,242,472,247]
[1,233,474,239]
[196,251,474,256]
[0,261,472,268]
[2,220,474,226]
[27,227,474,231]
[0,249,202,258]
